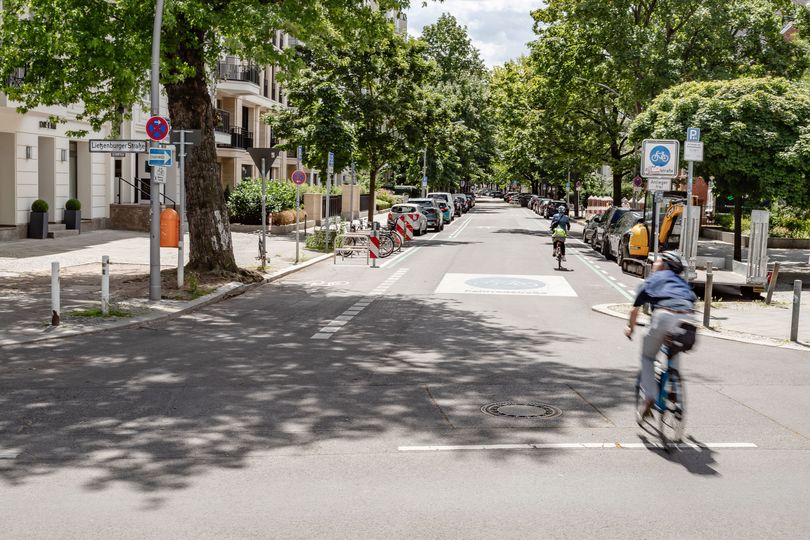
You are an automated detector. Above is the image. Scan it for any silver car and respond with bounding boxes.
[387,203,428,236]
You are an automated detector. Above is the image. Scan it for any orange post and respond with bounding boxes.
[160,208,180,248]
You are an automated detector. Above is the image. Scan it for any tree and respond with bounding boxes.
[270,8,435,222]
[530,0,809,206]
[0,0,414,274]
[630,77,810,260]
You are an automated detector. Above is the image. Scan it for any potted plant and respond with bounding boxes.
[64,198,81,231]
[28,199,49,239]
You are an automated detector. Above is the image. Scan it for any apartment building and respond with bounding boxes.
[0,67,113,240]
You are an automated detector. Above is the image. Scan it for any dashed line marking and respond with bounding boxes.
[311,268,409,340]
[397,442,758,452]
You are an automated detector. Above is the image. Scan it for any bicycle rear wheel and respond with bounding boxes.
[658,369,686,445]
[378,235,394,258]
[390,231,403,252]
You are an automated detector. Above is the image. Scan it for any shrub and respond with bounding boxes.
[376,189,396,205]
[65,198,81,211]
[272,209,308,225]
[376,199,392,210]
[304,229,338,252]
[226,179,298,224]
[31,199,48,213]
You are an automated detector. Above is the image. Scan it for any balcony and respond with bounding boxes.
[230,127,253,150]
[4,66,26,89]
[216,58,260,96]
[214,109,232,145]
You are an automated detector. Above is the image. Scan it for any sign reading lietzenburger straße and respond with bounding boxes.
[89,140,147,153]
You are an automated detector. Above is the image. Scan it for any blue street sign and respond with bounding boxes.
[422,175,428,187]
[687,127,701,142]
[327,151,334,174]
[297,146,303,162]
[148,147,173,167]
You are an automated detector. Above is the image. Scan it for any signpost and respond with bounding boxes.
[148,147,173,167]
[90,140,147,153]
[246,148,281,271]
[292,169,307,264]
[325,151,334,250]
[682,127,702,279]
[170,130,196,288]
[146,116,170,142]
[642,139,680,262]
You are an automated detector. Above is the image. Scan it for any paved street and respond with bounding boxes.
[2,198,810,539]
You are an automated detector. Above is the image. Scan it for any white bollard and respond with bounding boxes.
[102,256,110,316]
[791,280,802,343]
[51,261,60,326]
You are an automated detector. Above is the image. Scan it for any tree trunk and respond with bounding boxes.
[531,180,539,195]
[367,168,377,223]
[164,24,238,274]
[612,171,623,207]
[733,197,743,262]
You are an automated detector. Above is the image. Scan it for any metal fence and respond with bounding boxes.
[322,195,342,217]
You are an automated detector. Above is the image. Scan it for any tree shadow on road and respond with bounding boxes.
[0,279,721,505]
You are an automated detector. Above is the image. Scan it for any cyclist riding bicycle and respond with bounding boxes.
[625,251,696,425]
[550,206,570,261]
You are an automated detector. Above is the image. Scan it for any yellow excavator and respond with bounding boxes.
[621,197,686,276]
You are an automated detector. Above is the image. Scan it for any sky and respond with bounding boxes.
[405,0,538,68]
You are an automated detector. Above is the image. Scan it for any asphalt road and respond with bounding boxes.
[2,199,809,539]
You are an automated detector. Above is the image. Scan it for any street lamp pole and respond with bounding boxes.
[421,147,428,198]
[149,0,165,302]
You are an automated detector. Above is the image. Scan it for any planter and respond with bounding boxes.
[64,209,81,231]
[28,211,48,239]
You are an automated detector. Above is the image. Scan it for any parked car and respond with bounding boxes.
[491,190,504,198]
[592,207,632,255]
[435,200,454,223]
[605,211,643,261]
[543,200,567,219]
[534,198,551,215]
[420,206,444,232]
[582,214,604,245]
[428,192,456,216]
[465,193,476,208]
[517,193,534,207]
[387,204,428,235]
[454,195,470,213]
[407,198,439,210]
[504,191,518,202]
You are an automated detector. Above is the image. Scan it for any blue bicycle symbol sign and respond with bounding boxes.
[649,145,671,167]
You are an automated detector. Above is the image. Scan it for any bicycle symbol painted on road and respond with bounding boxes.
[649,145,671,167]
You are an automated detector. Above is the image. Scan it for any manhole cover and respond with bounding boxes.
[481,401,562,419]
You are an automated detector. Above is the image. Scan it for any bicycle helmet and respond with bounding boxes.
[557,205,567,214]
[660,250,685,274]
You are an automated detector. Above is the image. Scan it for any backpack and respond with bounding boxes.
[667,321,698,355]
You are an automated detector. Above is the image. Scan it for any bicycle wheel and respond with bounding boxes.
[658,369,686,444]
[390,231,403,252]
[378,235,394,258]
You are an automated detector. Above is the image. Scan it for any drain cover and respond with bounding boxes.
[481,401,562,419]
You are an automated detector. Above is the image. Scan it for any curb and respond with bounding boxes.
[0,252,334,348]
[592,303,809,351]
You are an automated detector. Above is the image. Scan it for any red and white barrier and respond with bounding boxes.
[395,217,407,240]
[399,215,414,241]
[369,232,380,259]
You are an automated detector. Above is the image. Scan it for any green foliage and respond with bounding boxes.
[304,229,338,252]
[31,199,48,213]
[631,78,810,206]
[375,189,397,206]
[65,198,81,211]
[71,307,131,318]
[226,179,299,225]
[376,199,393,210]
[715,206,810,238]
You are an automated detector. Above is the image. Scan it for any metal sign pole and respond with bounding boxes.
[296,148,302,264]
[177,130,185,288]
[149,0,165,302]
[653,192,661,260]
[261,158,267,271]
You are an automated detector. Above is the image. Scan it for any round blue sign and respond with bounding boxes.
[465,277,546,291]
[649,145,671,167]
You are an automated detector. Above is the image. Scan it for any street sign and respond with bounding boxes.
[152,166,167,184]
[633,175,643,188]
[111,152,126,158]
[327,152,335,174]
[246,147,280,169]
[291,170,307,185]
[654,191,664,203]
[575,180,582,191]
[687,127,701,142]
[641,139,679,178]
[148,147,173,167]
[648,177,671,191]
[684,141,704,162]
[297,146,303,162]
[89,140,147,153]
[422,175,428,188]
[146,116,170,142]
[170,129,201,146]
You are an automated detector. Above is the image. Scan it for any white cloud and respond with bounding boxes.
[405,0,538,67]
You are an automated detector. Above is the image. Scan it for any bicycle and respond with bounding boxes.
[634,320,696,449]
[553,239,564,270]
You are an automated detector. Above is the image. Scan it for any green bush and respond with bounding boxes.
[714,207,810,238]
[304,229,338,252]
[376,199,392,210]
[376,189,396,205]
[226,179,298,224]
[65,198,81,211]
[31,199,48,213]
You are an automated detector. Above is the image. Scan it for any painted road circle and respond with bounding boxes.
[465,276,546,291]
[481,402,563,419]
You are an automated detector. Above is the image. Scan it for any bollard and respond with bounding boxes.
[766,262,780,305]
[703,263,713,328]
[51,261,60,326]
[790,280,802,342]
[101,256,110,316]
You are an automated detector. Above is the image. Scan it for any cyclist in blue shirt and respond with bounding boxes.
[550,206,570,261]
[625,251,696,424]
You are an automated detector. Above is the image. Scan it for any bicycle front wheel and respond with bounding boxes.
[378,235,394,258]
[659,369,686,444]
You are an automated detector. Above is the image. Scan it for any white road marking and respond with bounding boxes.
[570,247,635,302]
[435,273,577,297]
[311,269,409,340]
[398,442,758,452]
[448,216,474,240]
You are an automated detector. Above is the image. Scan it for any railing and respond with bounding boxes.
[216,58,260,85]
[117,177,176,209]
[230,127,253,149]
[5,67,26,88]
[322,195,342,217]
[214,109,231,134]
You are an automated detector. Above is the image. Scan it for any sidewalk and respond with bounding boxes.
[0,228,329,346]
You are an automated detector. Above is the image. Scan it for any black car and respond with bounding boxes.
[606,211,642,261]
[517,193,534,207]
[491,191,503,198]
[593,206,632,255]
[544,200,567,219]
